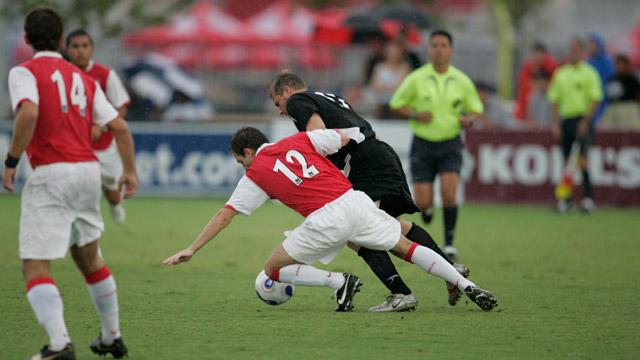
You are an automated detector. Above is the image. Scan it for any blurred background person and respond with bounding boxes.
[65,28,130,224]
[475,82,520,129]
[369,41,412,118]
[514,42,557,124]
[390,30,483,261]
[525,70,554,128]
[548,38,603,213]
[587,33,614,128]
[602,54,640,129]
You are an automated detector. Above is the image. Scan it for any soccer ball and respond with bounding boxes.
[255,270,294,305]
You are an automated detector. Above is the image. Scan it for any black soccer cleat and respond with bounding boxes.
[334,273,362,312]
[90,336,128,358]
[464,286,498,311]
[30,343,75,360]
[421,209,434,224]
[446,263,471,306]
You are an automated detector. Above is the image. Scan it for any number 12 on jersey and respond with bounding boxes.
[273,150,319,186]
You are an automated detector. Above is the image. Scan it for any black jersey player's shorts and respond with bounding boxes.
[410,135,463,183]
[561,116,594,159]
[347,138,419,218]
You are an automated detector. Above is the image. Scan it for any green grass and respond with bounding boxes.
[1,196,639,359]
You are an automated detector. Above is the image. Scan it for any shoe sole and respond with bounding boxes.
[335,279,362,312]
[472,294,498,311]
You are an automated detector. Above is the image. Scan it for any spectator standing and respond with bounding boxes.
[389,30,483,261]
[547,38,603,213]
[525,70,554,128]
[587,33,614,127]
[514,42,557,122]
[475,82,520,129]
[370,41,412,118]
[602,54,640,129]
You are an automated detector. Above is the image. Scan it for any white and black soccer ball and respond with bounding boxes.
[255,270,294,305]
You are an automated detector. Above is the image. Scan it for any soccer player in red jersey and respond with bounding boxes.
[65,29,131,224]
[3,8,136,360]
[163,127,497,313]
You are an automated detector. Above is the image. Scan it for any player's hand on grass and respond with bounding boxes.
[163,248,194,265]
[119,172,138,199]
[2,166,17,192]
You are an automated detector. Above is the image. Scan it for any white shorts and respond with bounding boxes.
[282,190,401,265]
[19,162,104,260]
[95,140,123,191]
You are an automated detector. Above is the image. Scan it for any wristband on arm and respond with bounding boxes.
[4,154,19,168]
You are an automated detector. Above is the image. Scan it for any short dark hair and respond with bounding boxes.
[66,28,93,48]
[269,70,307,96]
[430,30,453,46]
[230,127,269,155]
[533,41,547,52]
[615,54,630,65]
[24,7,63,51]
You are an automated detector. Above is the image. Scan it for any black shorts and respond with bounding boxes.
[410,136,463,183]
[347,139,419,218]
[561,117,594,159]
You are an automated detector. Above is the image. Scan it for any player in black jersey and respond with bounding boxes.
[269,71,470,312]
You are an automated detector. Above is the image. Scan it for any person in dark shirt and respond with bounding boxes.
[603,54,640,129]
[269,71,473,312]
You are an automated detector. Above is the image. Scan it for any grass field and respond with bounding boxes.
[1,195,639,359]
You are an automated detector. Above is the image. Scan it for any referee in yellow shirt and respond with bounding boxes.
[390,30,483,260]
[548,38,602,213]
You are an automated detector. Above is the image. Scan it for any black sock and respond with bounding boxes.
[357,248,412,295]
[405,222,454,264]
[443,206,458,246]
[582,170,593,199]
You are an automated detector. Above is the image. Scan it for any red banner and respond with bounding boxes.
[464,129,640,207]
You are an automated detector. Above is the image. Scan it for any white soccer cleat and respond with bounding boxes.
[368,293,418,312]
[109,203,126,224]
[580,198,595,214]
[443,245,458,261]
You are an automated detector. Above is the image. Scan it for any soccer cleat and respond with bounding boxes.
[90,336,128,358]
[109,203,126,224]
[464,286,498,311]
[421,209,434,224]
[580,198,595,214]
[446,263,470,306]
[30,343,75,360]
[443,245,458,262]
[368,293,418,312]
[555,200,572,214]
[334,273,362,312]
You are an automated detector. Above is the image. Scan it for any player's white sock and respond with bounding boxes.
[26,278,70,351]
[85,266,120,345]
[275,265,345,290]
[408,244,475,291]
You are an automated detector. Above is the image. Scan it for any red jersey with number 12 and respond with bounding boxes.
[245,132,352,217]
[20,56,98,167]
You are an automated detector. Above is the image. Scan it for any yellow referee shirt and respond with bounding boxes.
[547,61,603,119]
[390,63,483,142]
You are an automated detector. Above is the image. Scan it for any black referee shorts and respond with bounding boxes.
[561,116,594,159]
[347,139,418,218]
[410,136,463,183]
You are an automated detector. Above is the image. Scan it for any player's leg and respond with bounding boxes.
[578,125,595,212]
[70,241,127,358]
[558,118,577,212]
[97,141,125,224]
[389,236,497,311]
[265,243,362,312]
[440,171,460,260]
[23,260,74,357]
[20,164,76,358]
[410,136,437,224]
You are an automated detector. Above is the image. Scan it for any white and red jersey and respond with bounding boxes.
[225,130,353,217]
[8,51,118,168]
[85,60,130,151]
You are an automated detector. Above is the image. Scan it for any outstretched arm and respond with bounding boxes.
[163,207,237,265]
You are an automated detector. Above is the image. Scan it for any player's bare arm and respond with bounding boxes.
[3,101,38,192]
[579,100,600,136]
[550,103,560,139]
[305,113,327,131]
[163,207,238,265]
[107,116,138,198]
